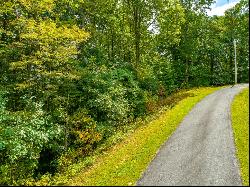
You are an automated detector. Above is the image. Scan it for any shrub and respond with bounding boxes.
[0,92,63,185]
[69,109,102,155]
[111,68,147,118]
[79,66,132,125]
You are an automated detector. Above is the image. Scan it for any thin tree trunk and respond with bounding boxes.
[111,28,114,62]
[210,53,214,85]
[229,40,234,83]
[133,4,141,66]
[184,59,190,85]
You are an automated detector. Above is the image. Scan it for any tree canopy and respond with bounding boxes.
[0,0,248,185]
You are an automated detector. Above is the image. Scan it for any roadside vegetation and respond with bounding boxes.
[231,88,249,186]
[0,0,248,185]
[35,86,221,185]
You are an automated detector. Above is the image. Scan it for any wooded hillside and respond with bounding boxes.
[0,0,248,185]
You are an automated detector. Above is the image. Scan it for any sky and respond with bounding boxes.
[148,0,240,33]
[207,0,240,16]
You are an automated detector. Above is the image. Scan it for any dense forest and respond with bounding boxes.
[0,0,249,185]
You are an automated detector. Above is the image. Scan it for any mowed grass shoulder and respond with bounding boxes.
[65,87,221,186]
[231,88,249,186]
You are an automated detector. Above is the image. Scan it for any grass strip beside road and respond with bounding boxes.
[231,88,249,186]
[66,86,221,186]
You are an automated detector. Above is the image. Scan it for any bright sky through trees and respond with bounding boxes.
[207,0,240,16]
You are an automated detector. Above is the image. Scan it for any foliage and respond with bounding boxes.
[0,0,248,185]
[0,91,63,184]
[64,87,221,186]
[69,109,102,155]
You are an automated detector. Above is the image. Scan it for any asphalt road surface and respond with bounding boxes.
[137,84,249,186]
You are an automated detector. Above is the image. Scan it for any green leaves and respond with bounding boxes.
[0,0,249,185]
[0,98,63,184]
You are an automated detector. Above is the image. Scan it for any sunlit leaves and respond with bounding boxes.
[156,0,185,47]
[20,19,89,43]
[17,0,55,13]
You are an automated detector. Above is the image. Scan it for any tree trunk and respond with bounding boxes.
[229,40,234,84]
[184,59,190,86]
[210,53,214,85]
[133,3,141,66]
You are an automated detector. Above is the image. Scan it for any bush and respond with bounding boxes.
[69,109,102,154]
[79,65,146,125]
[0,92,63,185]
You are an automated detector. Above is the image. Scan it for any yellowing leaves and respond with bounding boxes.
[41,71,81,80]
[8,17,90,81]
[17,0,55,13]
[21,19,89,44]
[15,82,35,90]
[0,1,15,14]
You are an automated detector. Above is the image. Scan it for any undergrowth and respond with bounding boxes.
[31,86,222,186]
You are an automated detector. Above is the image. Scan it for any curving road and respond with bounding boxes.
[137,84,249,186]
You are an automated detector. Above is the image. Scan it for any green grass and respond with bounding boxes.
[231,88,249,186]
[58,86,221,186]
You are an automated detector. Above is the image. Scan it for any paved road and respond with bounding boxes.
[137,84,249,186]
